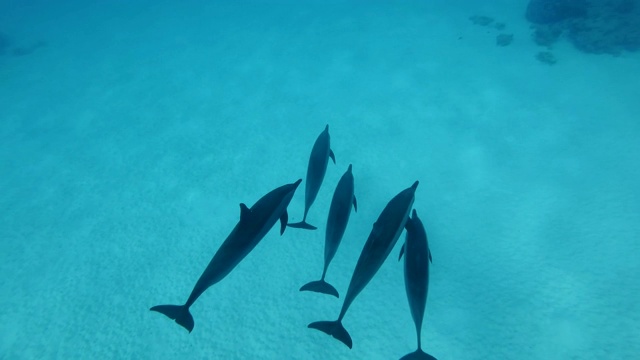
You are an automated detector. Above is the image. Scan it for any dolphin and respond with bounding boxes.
[308,181,419,348]
[399,210,437,360]
[150,179,302,333]
[288,124,335,230]
[300,164,357,298]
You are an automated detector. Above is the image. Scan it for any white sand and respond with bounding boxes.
[1,1,639,359]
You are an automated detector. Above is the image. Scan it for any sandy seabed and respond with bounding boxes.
[1,1,639,359]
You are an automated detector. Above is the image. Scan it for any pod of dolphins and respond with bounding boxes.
[150,125,438,359]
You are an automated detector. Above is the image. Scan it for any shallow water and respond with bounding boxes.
[1,1,639,359]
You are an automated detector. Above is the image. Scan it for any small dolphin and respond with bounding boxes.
[150,179,302,333]
[308,181,419,349]
[399,210,437,360]
[300,164,357,298]
[288,124,335,230]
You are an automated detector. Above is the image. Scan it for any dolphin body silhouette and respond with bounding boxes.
[288,125,335,230]
[308,181,419,348]
[300,164,357,298]
[150,179,302,333]
[399,210,437,360]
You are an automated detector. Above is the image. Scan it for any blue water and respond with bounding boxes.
[1,1,639,359]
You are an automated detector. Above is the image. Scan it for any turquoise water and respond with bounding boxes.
[1,1,639,359]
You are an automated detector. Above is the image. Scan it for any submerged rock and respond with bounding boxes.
[526,0,640,55]
[496,34,514,46]
[536,51,557,64]
[567,1,640,54]
[526,0,587,24]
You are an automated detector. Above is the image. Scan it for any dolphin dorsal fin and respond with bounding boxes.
[239,203,251,222]
[404,217,415,232]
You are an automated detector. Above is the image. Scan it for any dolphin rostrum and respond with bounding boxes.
[300,164,357,298]
[288,124,335,230]
[399,209,437,360]
[308,181,419,348]
[150,179,302,333]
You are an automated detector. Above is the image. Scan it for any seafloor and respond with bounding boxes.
[1,1,639,359]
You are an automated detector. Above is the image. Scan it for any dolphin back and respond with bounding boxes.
[399,349,438,360]
[404,211,430,330]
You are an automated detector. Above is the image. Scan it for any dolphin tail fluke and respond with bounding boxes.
[150,304,194,333]
[399,349,438,360]
[287,221,317,230]
[308,320,352,348]
[300,279,339,298]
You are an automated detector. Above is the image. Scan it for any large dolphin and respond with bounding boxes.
[300,164,357,298]
[308,181,419,349]
[150,179,302,333]
[399,210,437,360]
[288,124,335,230]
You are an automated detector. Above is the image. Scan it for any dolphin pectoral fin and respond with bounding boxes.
[353,196,358,212]
[329,149,336,164]
[300,279,339,298]
[287,221,317,230]
[308,320,352,349]
[400,349,438,360]
[280,210,288,235]
[150,304,194,333]
[398,243,405,261]
[428,248,433,263]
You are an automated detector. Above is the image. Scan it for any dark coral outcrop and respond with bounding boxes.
[526,0,640,55]
[526,0,588,24]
